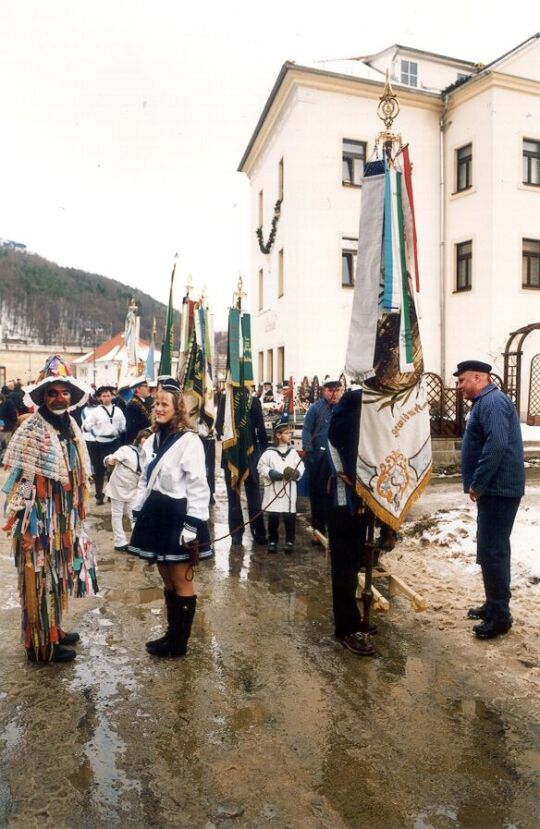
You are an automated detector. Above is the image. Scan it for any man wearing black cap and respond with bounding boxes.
[454,360,525,639]
[302,378,344,543]
[125,377,151,444]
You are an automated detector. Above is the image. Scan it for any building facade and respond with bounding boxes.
[239,37,540,415]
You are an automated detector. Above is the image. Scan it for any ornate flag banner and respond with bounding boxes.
[222,307,254,489]
[345,153,432,530]
[178,298,215,430]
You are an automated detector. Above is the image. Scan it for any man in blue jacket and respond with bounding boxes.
[302,378,344,543]
[455,360,525,639]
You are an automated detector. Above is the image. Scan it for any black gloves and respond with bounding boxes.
[268,469,284,482]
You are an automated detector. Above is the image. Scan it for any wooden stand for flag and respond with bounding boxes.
[307,524,426,616]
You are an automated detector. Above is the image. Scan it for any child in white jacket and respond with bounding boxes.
[257,419,304,553]
[104,428,151,551]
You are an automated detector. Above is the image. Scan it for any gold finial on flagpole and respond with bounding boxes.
[199,284,207,306]
[185,274,193,298]
[233,273,247,310]
[375,71,402,161]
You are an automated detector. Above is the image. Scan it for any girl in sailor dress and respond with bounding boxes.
[128,381,211,658]
[104,428,151,551]
[257,420,304,554]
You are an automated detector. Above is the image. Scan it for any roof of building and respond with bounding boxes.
[73,332,160,364]
[238,36,539,173]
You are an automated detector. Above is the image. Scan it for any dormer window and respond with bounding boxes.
[400,60,418,87]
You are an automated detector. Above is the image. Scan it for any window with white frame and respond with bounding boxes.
[456,241,472,291]
[400,60,418,87]
[523,139,540,186]
[342,139,367,185]
[342,237,358,287]
[523,239,540,288]
[258,268,264,310]
[456,143,472,192]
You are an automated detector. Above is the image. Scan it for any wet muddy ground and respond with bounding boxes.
[0,469,538,829]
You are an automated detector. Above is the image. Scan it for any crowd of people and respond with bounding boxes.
[1,355,525,665]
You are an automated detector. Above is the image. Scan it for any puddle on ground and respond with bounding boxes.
[65,628,142,817]
[102,586,163,604]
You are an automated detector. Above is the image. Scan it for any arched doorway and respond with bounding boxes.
[527,354,540,425]
[503,322,540,416]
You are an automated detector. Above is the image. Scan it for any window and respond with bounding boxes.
[258,268,263,311]
[342,139,366,186]
[523,239,540,288]
[342,237,358,287]
[456,144,472,192]
[278,157,284,200]
[456,241,472,291]
[278,249,284,297]
[258,351,264,384]
[277,347,285,385]
[400,60,418,87]
[258,190,263,226]
[266,349,273,383]
[523,139,540,186]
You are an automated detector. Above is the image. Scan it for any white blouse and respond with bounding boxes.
[133,431,209,521]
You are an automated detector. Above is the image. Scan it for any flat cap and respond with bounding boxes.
[453,360,492,376]
[323,377,342,389]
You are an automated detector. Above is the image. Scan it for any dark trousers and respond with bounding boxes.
[223,463,266,542]
[308,454,330,535]
[477,495,521,623]
[88,439,121,499]
[327,506,368,638]
[201,437,216,497]
[267,512,296,544]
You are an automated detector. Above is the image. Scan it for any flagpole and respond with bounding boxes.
[158,253,178,376]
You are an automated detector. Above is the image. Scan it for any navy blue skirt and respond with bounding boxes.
[128,491,213,563]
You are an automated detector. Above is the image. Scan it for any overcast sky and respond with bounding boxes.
[0,1,537,329]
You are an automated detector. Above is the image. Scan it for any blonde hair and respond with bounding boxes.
[151,390,189,433]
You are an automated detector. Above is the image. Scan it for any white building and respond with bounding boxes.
[239,36,540,417]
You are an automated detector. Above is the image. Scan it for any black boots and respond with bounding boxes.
[146,592,197,658]
[145,589,175,653]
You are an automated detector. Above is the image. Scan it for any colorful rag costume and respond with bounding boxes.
[2,368,97,659]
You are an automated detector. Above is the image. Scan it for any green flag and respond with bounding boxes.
[159,258,177,376]
[222,307,254,490]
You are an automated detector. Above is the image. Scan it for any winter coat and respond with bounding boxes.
[257,445,305,513]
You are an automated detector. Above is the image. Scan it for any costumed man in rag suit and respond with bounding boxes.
[301,378,344,544]
[125,377,151,444]
[1,356,98,663]
[215,391,268,545]
[83,385,126,504]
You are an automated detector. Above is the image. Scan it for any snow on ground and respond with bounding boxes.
[403,501,540,582]
[521,422,540,444]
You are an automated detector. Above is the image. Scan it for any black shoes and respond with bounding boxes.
[27,645,77,663]
[252,535,268,546]
[114,545,129,552]
[473,619,512,639]
[95,495,105,505]
[284,542,294,554]
[267,542,277,554]
[336,632,373,656]
[467,604,488,620]
[60,631,80,646]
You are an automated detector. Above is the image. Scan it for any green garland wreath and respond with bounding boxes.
[256,199,283,254]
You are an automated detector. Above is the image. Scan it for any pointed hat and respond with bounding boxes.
[24,355,90,409]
